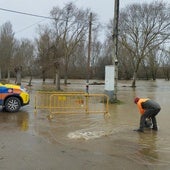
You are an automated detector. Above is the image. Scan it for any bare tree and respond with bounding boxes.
[119,1,170,87]
[68,39,87,78]
[36,28,53,83]
[50,2,90,85]
[0,21,15,82]
[11,39,35,85]
[161,48,170,80]
[118,45,134,80]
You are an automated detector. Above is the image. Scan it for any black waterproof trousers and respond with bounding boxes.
[140,108,160,130]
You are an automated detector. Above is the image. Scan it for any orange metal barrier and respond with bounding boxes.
[34,91,109,117]
[34,91,85,110]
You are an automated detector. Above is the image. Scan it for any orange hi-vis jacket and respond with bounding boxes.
[137,98,149,115]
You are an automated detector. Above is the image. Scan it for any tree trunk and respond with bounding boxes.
[55,70,60,91]
[54,63,60,91]
[42,70,46,84]
[14,66,22,85]
[0,68,2,80]
[28,72,32,86]
[7,69,10,83]
[16,69,22,85]
[132,71,137,87]
[64,62,68,85]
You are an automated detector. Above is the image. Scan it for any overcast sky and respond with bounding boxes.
[0,0,169,40]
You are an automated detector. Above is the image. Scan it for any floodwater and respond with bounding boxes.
[0,79,170,170]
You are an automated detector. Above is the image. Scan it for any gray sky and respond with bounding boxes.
[0,0,168,40]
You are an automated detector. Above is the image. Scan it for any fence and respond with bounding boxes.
[34,91,109,117]
[34,91,85,110]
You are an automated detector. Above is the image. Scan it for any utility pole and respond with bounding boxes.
[86,12,92,93]
[112,0,119,101]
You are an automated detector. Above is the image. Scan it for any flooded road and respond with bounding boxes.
[0,79,170,170]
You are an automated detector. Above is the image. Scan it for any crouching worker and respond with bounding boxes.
[134,97,161,132]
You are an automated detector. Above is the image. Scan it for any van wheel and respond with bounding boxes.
[5,97,21,112]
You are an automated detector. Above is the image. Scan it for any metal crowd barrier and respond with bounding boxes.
[34,91,109,117]
[34,91,85,110]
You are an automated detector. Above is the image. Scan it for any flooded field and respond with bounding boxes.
[0,79,170,170]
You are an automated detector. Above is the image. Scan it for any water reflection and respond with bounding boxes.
[0,110,29,131]
[137,132,159,163]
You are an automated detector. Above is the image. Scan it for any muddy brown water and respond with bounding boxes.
[0,79,170,170]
